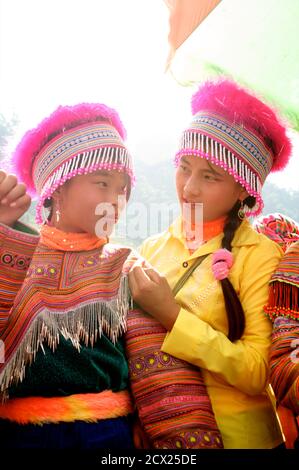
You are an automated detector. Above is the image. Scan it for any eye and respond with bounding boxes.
[203,173,218,181]
[96,181,108,188]
[179,164,188,172]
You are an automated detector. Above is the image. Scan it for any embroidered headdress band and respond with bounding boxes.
[174,80,292,217]
[11,103,135,224]
[33,122,134,223]
[175,112,271,215]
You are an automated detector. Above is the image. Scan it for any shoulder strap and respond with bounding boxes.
[172,253,210,297]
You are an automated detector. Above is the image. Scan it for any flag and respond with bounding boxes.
[167,0,299,131]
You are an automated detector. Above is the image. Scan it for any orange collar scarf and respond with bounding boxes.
[202,217,226,241]
[184,216,226,251]
[40,224,107,252]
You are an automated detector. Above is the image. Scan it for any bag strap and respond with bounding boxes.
[172,253,210,297]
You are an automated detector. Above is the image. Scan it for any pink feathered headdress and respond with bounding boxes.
[175,79,292,216]
[12,103,134,224]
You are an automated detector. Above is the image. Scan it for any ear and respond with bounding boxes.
[239,187,249,202]
[51,187,62,202]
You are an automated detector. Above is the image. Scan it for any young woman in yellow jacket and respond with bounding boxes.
[126,80,292,449]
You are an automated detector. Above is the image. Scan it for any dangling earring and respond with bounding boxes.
[55,200,61,223]
[238,200,245,220]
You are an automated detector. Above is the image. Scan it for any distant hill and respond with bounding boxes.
[20,158,299,247]
[124,159,299,243]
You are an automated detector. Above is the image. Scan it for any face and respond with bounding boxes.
[176,155,248,223]
[51,170,129,236]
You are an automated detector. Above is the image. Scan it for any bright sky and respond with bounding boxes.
[0,0,298,190]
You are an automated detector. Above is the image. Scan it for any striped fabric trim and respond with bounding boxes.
[0,223,39,333]
[0,389,133,424]
[265,241,299,320]
[270,316,299,415]
[270,241,299,287]
[126,308,223,449]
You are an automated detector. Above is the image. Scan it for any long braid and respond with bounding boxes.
[220,196,255,341]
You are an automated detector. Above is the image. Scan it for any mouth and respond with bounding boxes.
[100,215,118,224]
[182,197,200,207]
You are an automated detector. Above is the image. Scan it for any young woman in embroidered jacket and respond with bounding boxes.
[0,103,137,449]
[126,80,292,449]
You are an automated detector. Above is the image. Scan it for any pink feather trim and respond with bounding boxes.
[191,79,292,173]
[12,103,127,195]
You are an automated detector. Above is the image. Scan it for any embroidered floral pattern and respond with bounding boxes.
[1,252,31,271]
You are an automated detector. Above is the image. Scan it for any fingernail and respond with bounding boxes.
[9,202,16,207]
[1,198,7,204]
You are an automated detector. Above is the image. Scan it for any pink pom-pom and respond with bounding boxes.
[212,249,233,281]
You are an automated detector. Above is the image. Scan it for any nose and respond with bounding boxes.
[183,175,201,200]
[101,187,122,207]
[104,193,126,218]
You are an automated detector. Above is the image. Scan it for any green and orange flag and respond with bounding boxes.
[165,0,299,131]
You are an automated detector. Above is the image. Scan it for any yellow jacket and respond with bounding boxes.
[140,218,284,449]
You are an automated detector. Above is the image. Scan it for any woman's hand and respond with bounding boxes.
[0,170,31,227]
[129,263,180,330]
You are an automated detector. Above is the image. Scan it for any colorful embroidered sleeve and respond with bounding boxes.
[0,222,39,332]
[269,317,299,415]
[263,241,299,414]
[125,307,223,449]
[161,242,282,396]
[123,249,222,449]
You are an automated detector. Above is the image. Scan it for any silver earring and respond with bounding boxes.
[55,209,60,223]
[238,201,245,220]
[55,201,61,223]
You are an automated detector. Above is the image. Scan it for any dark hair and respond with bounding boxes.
[218,135,277,342]
[43,196,53,222]
[220,196,256,341]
